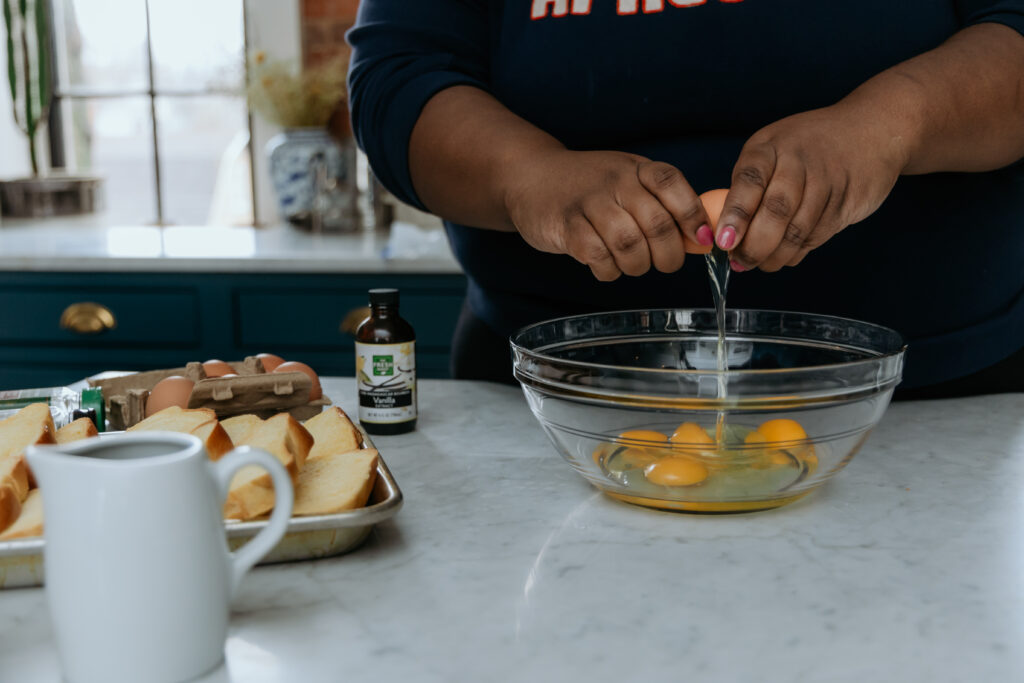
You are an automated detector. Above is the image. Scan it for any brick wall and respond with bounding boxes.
[300,0,359,67]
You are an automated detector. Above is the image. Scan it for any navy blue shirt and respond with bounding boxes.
[349,0,1024,388]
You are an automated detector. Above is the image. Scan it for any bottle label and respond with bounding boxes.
[356,341,416,424]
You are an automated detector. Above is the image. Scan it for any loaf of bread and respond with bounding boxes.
[223,414,314,520]
[293,448,378,516]
[304,407,362,458]
[56,417,99,444]
[128,406,234,460]
[0,489,42,540]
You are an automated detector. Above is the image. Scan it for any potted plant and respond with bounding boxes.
[248,51,356,230]
[1,0,101,218]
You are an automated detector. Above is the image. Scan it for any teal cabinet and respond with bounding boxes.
[0,287,200,346]
[0,271,466,389]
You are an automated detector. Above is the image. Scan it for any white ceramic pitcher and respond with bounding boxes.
[27,431,294,683]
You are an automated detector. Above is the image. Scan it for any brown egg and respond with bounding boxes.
[256,353,285,373]
[146,376,195,417]
[273,361,322,401]
[699,188,729,228]
[202,359,235,378]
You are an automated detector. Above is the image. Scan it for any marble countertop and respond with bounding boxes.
[0,218,461,274]
[2,379,1022,682]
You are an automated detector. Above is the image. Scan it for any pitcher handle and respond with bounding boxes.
[210,446,295,598]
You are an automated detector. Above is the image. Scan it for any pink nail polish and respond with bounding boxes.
[696,224,713,246]
[718,226,736,250]
[730,260,746,272]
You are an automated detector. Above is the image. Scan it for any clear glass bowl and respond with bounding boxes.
[511,309,906,513]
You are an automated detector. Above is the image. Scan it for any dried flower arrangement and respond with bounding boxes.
[246,51,348,129]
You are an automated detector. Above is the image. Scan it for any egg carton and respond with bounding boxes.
[89,357,331,430]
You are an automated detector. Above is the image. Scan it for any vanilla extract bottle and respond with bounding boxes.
[355,288,417,434]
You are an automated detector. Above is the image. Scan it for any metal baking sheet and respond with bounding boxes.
[0,430,403,589]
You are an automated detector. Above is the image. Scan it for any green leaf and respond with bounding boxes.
[26,112,36,174]
[20,3,33,145]
[2,0,16,106]
[32,0,49,119]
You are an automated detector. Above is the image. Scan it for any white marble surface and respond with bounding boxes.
[1,379,1022,682]
[0,219,460,273]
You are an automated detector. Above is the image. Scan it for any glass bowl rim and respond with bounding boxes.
[509,307,907,381]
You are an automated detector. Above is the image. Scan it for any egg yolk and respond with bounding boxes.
[591,443,614,466]
[743,430,767,447]
[618,429,669,444]
[670,422,715,449]
[756,419,808,444]
[619,448,661,469]
[801,450,819,471]
[746,419,810,468]
[645,457,709,487]
[614,431,669,468]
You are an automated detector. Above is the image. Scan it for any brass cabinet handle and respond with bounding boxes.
[60,302,117,335]
[339,306,371,336]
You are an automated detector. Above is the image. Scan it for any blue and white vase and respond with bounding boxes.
[266,128,352,224]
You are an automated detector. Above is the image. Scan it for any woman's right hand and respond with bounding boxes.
[502,149,712,281]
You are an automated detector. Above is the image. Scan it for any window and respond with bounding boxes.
[47,0,257,225]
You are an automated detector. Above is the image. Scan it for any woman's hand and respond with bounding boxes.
[503,149,712,281]
[717,105,908,272]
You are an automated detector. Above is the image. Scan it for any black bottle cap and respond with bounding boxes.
[368,288,399,306]
[72,408,98,430]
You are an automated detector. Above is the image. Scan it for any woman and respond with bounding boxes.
[348,1,1024,397]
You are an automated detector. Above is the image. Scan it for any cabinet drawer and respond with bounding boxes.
[237,289,463,350]
[0,288,199,346]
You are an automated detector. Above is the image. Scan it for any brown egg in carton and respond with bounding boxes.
[90,356,331,430]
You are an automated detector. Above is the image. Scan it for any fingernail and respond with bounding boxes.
[730,259,746,272]
[696,224,713,246]
[717,226,736,250]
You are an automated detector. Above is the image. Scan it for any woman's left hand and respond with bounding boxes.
[716,105,909,272]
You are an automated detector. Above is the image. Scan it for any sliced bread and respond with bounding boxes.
[0,482,21,535]
[293,448,379,516]
[304,406,363,459]
[128,405,217,429]
[0,489,43,540]
[0,412,35,533]
[223,414,313,520]
[222,465,276,521]
[233,413,312,478]
[55,417,99,444]
[0,455,29,503]
[0,402,57,487]
[220,414,264,446]
[0,403,58,460]
[128,406,234,460]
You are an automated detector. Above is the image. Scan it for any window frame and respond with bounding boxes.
[44,0,260,226]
